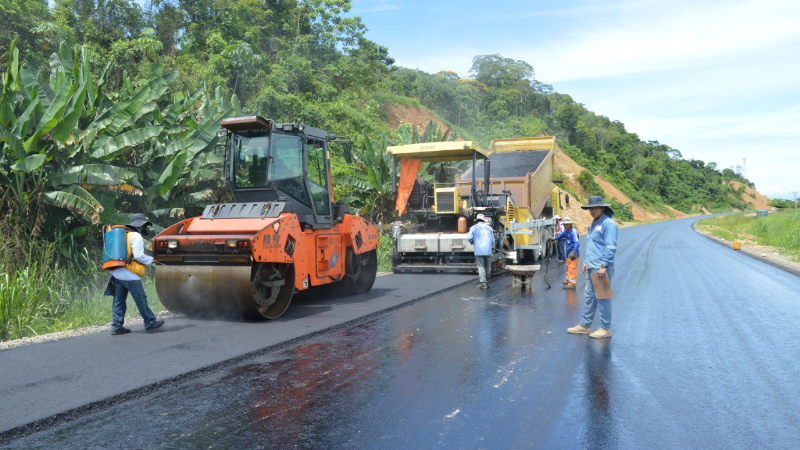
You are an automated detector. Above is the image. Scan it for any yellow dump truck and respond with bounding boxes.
[459,137,561,262]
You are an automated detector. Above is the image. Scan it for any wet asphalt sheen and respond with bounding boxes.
[4,216,800,449]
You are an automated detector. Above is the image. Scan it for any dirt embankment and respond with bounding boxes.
[381,102,451,134]
[553,147,685,229]
[728,180,772,210]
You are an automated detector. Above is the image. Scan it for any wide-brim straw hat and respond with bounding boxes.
[580,196,614,217]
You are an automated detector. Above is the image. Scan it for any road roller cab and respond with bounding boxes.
[152,116,380,320]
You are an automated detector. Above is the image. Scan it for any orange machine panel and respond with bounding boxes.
[315,233,344,281]
[341,214,380,255]
[187,217,281,234]
[251,215,302,266]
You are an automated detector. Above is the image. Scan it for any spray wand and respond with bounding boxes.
[543,238,556,289]
[154,260,192,278]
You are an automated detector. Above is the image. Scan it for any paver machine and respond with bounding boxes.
[387,141,506,272]
[152,116,380,319]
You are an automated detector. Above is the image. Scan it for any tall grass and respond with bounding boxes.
[748,211,800,253]
[697,210,800,260]
[0,219,164,342]
[0,263,55,341]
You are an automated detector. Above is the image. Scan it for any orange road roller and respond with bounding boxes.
[152,116,380,319]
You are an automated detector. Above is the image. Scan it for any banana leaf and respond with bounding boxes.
[49,164,137,186]
[11,154,46,172]
[44,185,102,223]
[157,150,188,196]
[90,126,163,159]
[51,81,87,144]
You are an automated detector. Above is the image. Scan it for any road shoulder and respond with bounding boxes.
[692,222,800,278]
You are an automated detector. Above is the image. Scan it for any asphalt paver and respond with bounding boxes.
[4,216,800,448]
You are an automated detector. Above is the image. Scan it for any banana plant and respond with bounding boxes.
[0,40,240,237]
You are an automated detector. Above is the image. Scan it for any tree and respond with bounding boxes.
[469,54,534,89]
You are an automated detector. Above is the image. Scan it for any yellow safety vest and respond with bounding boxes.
[126,232,147,277]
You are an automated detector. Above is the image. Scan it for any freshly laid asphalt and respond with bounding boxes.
[0,272,473,439]
[3,216,800,448]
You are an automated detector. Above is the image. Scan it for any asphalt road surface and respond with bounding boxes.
[3,216,800,448]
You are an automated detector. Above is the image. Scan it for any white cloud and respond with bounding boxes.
[352,0,400,14]
[524,0,800,82]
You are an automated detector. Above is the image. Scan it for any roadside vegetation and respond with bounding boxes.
[697,211,800,261]
[0,0,762,341]
[0,219,163,341]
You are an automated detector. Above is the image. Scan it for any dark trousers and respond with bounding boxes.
[111,278,156,331]
[557,239,566,260]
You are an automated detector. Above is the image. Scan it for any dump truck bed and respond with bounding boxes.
[459,137,555,219]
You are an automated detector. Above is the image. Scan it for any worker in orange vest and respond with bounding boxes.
[553,217,579,288]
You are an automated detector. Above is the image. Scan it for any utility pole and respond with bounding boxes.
[793,191,799,209]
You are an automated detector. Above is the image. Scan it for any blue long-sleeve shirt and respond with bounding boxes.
[555,228,580,257]
[467,222,495,256]
[584,213,618,270]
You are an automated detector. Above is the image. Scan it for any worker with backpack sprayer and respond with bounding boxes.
[103,213,165,335]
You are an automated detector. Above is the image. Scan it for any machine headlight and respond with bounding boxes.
[226,239,238,248]
[167,240,179,249]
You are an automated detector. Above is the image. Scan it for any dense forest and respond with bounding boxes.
[1,0,758,240]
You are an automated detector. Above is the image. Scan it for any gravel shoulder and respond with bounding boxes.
[693,221,800,277]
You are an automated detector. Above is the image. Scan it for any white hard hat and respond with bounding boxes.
[554,215,561,220]
[475,214,487,222]
[561,217,573,225]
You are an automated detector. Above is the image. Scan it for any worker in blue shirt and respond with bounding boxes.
[105,213,165,335]
[467,214,495,289]
[567,196,618,339]
[553,217,579,289]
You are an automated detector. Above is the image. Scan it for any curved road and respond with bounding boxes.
[4,216,800,448]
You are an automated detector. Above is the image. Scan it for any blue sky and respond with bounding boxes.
[350,0,800,199]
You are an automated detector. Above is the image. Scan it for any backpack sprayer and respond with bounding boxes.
[102,225,191,278]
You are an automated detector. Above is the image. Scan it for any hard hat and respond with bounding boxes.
[475,214,487,222]
[561,217,574,225]
[554,215,561,220]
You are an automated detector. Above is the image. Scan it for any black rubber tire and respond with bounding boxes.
[337,249,378,295]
